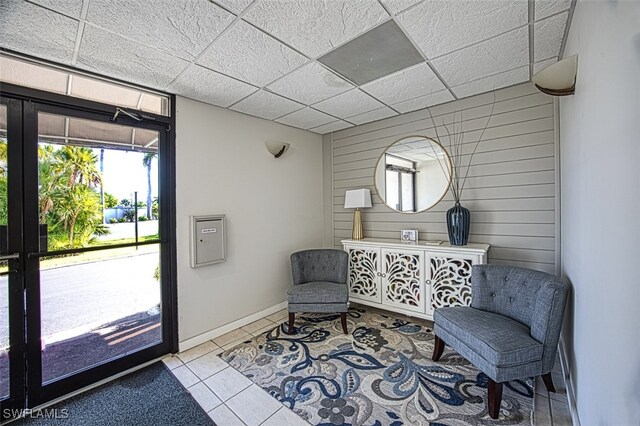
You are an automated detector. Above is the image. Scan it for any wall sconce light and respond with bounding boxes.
[344,189,372,240]
[265,141,290,158]
[532,55,578,96]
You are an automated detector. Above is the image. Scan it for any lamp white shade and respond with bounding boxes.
[532,55,578,96]
[344,189,372,209]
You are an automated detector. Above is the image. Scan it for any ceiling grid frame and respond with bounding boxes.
[375,0,458,102]
[2,0,574,134]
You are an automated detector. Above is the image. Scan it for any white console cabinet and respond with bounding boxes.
[342,239,490,320]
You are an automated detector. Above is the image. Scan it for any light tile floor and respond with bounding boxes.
[164,308,572,425]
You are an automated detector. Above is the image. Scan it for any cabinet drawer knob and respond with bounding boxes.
[426,279,431,285]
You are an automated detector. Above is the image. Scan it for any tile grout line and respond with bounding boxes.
[203,372,252,405]
[207,402,248,425]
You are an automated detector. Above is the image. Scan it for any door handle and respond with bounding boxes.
[0,253,20,261]
[0,253,20,277]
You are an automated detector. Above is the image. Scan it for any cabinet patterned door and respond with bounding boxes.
[346,246,381,303]
[382,249,424,312]
[428,255,474,311]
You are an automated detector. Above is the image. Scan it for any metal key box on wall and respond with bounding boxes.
[190,215,226,267]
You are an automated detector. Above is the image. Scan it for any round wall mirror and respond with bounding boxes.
[374,136,452,213]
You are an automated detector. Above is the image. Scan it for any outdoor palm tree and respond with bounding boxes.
[38,144,106,248]
[142,152,156,219]
[53,145,102,189]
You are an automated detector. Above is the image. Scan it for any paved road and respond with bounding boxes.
[0,251,160,348]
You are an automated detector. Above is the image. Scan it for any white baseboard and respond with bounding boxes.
[558,338,581,426]
[178,301,287,352]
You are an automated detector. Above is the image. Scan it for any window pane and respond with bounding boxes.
[40,244,161,384]
[0,104,8,399]
[386,170,399,210]
[0,54,169,116]
[38,112,159,251]
[401,172,415,212]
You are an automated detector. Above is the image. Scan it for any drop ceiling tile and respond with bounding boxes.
[535,0,572,20]
[31,0,83,18]
[360,63,446,105]
[451,66,530,98]
[432,27,529,87]
[230,90,304,120]
[0,0,77,64]
[275,107,335,130]
[347,106,399,125]
[86,0,234,60]
[168,65,257,107]
[392,90,454,114]
[534,12,568,61]
[243,0,389,58]
[381,0,425,15]
[310,120,354,134]
[77,25,189,89]
[313,90,384,119]
[214,0,254,15]
[398,0,528,59]
[533,57,558,74]
[197,20,308,87]
[267,62,353,105]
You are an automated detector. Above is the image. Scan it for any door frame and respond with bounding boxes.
[0,96,26,421]
[0,82,178,411]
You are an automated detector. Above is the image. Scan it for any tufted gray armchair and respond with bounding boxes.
[431,264,568,419]
[287,249,349,335]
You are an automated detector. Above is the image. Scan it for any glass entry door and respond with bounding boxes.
[0,92,175,418]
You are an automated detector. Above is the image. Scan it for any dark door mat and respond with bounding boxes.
[12,362,215,426]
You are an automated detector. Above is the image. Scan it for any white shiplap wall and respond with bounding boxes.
[330,83,557,274]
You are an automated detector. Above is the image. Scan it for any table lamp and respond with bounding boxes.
[344,189,372,240]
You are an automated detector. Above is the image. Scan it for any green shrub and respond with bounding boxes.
[109,218,118,224]
[118,218,127,223]
[138,216,148,221]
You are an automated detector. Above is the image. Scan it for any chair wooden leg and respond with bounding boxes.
[541,372,556,393]
[288,312,295,335]
[340,312,348,334]
[432,335,445,361]
[487,378,503,419]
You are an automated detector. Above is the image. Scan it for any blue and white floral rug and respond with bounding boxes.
[220,307,534,425]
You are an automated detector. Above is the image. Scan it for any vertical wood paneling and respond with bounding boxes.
[331,83,557,273]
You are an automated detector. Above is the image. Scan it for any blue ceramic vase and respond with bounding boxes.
[447,202,470,245]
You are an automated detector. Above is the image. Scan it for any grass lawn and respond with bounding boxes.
[41,234,160,270]
[0,235,161,273]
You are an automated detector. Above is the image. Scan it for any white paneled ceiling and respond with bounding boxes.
[0,0,574,134]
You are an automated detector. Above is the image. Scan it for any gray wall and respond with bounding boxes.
[329,82,558,274]
[175,96,324,345]
[560,1,640,424]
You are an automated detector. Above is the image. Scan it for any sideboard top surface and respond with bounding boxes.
[341,238,490,254]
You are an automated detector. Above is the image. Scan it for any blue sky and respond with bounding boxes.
[100,149,158,202]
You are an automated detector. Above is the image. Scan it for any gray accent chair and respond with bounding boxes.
[287,249,349,335]
[431,264,568,419]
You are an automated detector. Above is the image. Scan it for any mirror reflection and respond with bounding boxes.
[375,136,452,213]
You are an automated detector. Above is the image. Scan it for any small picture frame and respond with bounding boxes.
[401,230,418,244]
